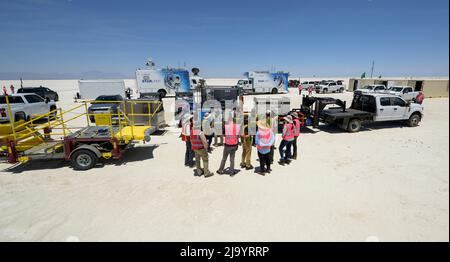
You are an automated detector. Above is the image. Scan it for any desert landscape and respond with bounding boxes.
[0,79,448,241]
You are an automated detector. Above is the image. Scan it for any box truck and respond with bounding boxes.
[135,59,194,98]
[237,71,289,94]
[78,80,126,100]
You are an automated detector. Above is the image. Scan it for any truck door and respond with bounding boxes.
[24,94,47,116]
[391,97,409,119]
[376,97,395,121]
[403,87,413,101]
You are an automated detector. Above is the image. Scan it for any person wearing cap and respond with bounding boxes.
[279,115,295,165]
[255,120,275,174]
[181,114,195,167]
[291,112,302,160]
[240,114,253,170]
[217,114,241,175]
[190,124,213,177]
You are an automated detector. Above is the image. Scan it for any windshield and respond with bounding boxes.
[389,87,404,92]
[362,85,373,90]
[96,95,121,101]
[237,80,244,85]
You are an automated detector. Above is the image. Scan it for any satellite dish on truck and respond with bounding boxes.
[192,68,200,76]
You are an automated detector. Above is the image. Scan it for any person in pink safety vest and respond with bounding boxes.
[298,83,303,95]
[279,115,295,165]
[415,91,424,104]
[217,115,241,176]
[255,120,275,174]
[291,112,302,160]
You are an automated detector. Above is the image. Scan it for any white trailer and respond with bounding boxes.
[237,71,289,94]
[78,80,126,100]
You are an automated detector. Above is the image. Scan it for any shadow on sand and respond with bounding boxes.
[1,145,160,174]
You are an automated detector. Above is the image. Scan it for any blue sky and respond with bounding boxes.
[0,0,448,78]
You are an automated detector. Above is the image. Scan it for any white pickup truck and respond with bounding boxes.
[355,84,387,94]
[0,94,57,123]
[315,81,345,93]
[303,93,424,132]
[385,86,419,102]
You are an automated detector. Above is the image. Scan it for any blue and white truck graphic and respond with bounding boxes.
[237,71,289,94]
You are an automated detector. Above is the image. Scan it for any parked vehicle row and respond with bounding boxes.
[355,85,421,102]
[299,80,346,93]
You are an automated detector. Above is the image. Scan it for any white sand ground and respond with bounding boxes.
[0,80,448,241]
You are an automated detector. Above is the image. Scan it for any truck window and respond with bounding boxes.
[24,95,44,103]
[404,88,412,93]
[249,80,252,84]
[380,97,391,106]
[0,96,25,104]
[375,86,384,91]
[329,83,336,86]
[393,97,406,107]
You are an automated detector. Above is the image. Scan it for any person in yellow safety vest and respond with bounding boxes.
[255,120,276,174]
[190,125,213,177]
[278,115,295,165]
[240,115,253,170]
[217,116,241,176]
[291,112,302,160]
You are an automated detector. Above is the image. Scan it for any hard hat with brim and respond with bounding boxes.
[257,120,270,130]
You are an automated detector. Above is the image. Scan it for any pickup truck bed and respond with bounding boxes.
[321,108,374,121]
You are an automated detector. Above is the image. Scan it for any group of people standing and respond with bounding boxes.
[181,110,303,177]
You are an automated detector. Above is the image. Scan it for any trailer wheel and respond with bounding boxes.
[407,113,421,127]
[71,149,98,170]
[347,119,362,133]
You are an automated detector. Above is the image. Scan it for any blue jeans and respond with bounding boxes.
[279,140,293,161]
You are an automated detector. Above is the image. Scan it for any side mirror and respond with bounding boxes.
[45,97,50,104]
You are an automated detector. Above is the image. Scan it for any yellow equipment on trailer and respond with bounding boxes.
[0,96,164,170]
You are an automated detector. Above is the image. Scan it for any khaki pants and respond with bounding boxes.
[194,149,211,176]
[241,137,252,167]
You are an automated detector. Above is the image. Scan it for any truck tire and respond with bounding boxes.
[323,88,328,93]
[157,90,167,98]
[347,118,362,133]
[271,88,278,94]
[407,113,421,127]
[339,88,344,93]
[70,149,98,170]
